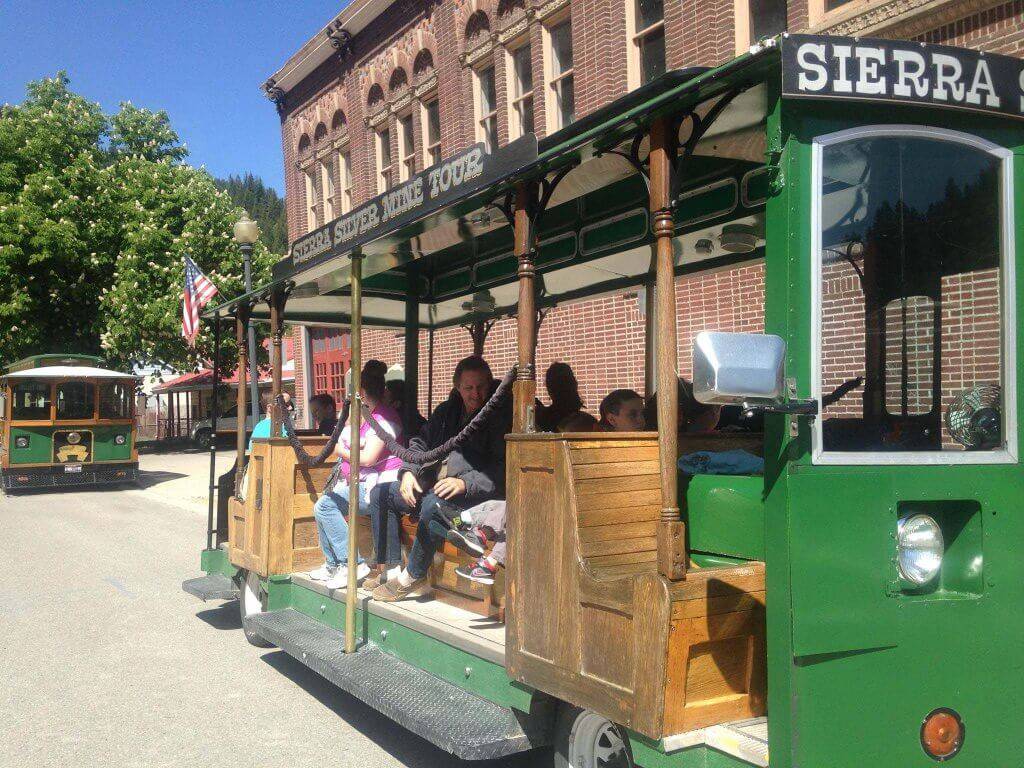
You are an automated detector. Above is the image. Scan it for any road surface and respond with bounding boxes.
[0,450,539,768]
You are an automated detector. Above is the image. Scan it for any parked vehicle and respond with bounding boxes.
[190,404,263,449]
[184,35,1024,767]
[1,354,139,491]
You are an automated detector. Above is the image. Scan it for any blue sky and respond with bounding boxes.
[0,1,348,193]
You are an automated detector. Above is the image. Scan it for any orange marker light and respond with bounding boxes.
[921,708,964,761]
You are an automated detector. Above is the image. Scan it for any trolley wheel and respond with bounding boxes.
[554,705,634,768]
[238,569,273,648]
[194,429,213,450]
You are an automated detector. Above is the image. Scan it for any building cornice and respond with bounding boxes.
[807,0,1007,37]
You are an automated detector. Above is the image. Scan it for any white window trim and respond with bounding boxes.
[810,124,1017,465]
[337,146,353,214]
[543,15,574,133]
[474,63,499,152]
[303,169,317,232]
[808,0,872,28]
[626,0,665,91]
[376,126,393,193]
[506,39,534,140]
[396,111,416,182]
[421,95,441,168]
[319,159,335,222]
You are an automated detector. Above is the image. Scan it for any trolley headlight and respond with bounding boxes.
[114,434,126,445]
[897,514,944,587]
[66,431,81,445]
[14,436,29,449]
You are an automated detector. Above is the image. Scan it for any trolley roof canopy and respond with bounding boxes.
[208,34,1024,330]
[3,366,140,381]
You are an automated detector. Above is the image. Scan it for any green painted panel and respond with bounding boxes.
[91,425,132,461]
[8,426,52,464]
[433,267,473,298]
[475,254,516,285]
[536,233,577,267]
[629,734,755,768]
[580,209,647,255]
[685,475,765,560]
[200,547,237,579]
[675,179,737,228]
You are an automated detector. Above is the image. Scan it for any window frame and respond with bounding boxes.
[807,0,870,27]
[474,62,500,153]
[626,0,666,90]
[376,125,394,193]
[337,146,353,214]
[319,158,335,222]
[507,38,535,140]
[303,168,317,231]
[421,96,442,168]
[733,0,788,55]
[397,111,416,182]
[810,124,1017,466]
[543,15,575,133]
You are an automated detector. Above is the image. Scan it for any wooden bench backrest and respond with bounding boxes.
[565,437,662,576]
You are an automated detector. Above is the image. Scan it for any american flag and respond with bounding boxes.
[181,255,218,346]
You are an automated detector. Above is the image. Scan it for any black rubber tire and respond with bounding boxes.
[195,429,213,450]
[553,705,634,768]
[238,569,274,648]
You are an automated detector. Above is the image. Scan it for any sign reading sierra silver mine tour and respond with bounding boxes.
[280,137,537,280]
[782,34,1024,121]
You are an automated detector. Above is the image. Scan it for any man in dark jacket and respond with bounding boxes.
[371,355,509,602]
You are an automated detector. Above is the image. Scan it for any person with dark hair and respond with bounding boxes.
[599,388,646,432]
[383,378,426,436]
[644,378,722,433]
[370,355,509,602]
[308,360,403,590]
[557,410,601,432]
[308,393,338,436]
[535,361,583,432]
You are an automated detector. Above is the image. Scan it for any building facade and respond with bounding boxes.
[267,0,1024,422]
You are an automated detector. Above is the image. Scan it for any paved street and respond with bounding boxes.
[0,451,538,768]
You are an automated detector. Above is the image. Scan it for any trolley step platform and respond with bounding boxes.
[181,574,239,602]
[247,608,551,760]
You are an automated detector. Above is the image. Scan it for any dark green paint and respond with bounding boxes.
[685,474,765,560]
[7,426,53,464]
[7,424,132,464]
[200,547,238,580]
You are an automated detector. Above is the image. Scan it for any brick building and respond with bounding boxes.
[263,0,1023,424]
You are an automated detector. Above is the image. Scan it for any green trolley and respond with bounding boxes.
[184,33,1024,768]
[1,354,139,491]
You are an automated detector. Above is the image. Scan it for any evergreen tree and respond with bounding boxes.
[215,173,288,256]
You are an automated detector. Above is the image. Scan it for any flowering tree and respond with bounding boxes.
[0,73,276,370]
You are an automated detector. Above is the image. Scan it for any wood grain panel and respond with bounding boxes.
[577,488,662,510]
[587,550,659,567]
[581,536,659,558]
[580,605,635,691]
[292,518,319,550]
[573,460,661,479]
[578,521,658,543]
[570,446,660,465]
[578,505,661,527]
[576,473,661,495]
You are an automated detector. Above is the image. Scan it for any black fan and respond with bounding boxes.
[945,385,1002,450]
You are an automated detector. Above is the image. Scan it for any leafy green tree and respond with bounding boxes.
[0,73,276,370]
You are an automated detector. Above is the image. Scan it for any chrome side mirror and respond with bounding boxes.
[692,331,786,405]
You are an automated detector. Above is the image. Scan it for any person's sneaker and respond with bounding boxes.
[446,525,487,557]
[456,558,498,585]
[307,563,337,582]
[371,575,429,602]
[325,562,370,590]
[362,566,400,591]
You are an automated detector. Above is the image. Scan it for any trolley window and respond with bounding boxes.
[98,381,133,419]
[11,381,51,420]
[813,126,1014,463]
[55,382,96,420]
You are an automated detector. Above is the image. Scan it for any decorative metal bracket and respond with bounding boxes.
[262,78,287,116]
[326,21,354,61]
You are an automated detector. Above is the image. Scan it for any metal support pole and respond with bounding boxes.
[404,291,419,432]
[650,117,686,581]
[241,243,260,425]
[234,308,249,496]
[345,252,364,654]
[207,312,221,550]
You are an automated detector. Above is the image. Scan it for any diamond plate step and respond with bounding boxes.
[181,574,239,602]
[248,608,550,760]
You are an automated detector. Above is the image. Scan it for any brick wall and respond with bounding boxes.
[275,0,1021,427]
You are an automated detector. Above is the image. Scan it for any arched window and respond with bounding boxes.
[297,133,312,157]
[413,49,434,79]
[389,67,409,93]
[465,11,491,47]
[497,0,525,18]
[367,83,385,110]
[331,110,346,133]
[313,122,328,146]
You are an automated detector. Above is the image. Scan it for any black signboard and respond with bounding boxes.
[275,136,539,282]
[782,34,1024,121]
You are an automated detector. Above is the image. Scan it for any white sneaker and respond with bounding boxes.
[325,562,371,590]
[308,563,338,582]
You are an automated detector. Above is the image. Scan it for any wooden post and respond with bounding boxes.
[269,291,285,437]
[644,275,656,399]
[649,117,686,581]
[513,181,537,432]
[345,253,364,654]
[234,306,249,496]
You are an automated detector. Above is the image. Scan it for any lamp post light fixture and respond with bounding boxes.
[233,211,262,427]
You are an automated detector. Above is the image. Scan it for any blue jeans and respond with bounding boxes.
[313,483,374,568]
[398,487,473,580]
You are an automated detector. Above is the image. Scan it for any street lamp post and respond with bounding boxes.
[233,212,261,428]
